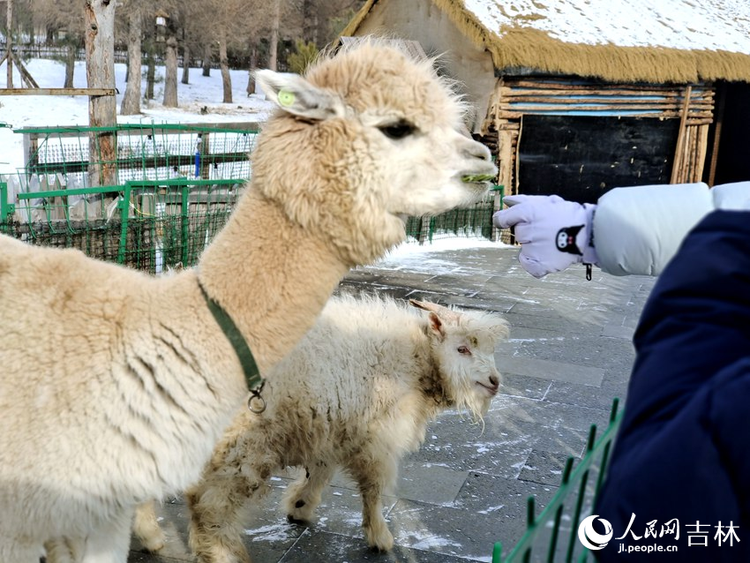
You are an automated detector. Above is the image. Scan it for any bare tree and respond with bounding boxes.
[268,0,281,71]
[181,43,190,84]
[193,0,262,103]
[163,34,178,106]
[119,1,142,114]
[28,0,85,87]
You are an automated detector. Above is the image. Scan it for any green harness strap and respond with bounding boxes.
[198,281,265,412]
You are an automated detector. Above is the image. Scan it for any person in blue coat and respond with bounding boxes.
[494,182,750,561]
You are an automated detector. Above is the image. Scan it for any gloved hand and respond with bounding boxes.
[493,195,598,278]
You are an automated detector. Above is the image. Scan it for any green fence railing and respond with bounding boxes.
[0,178,243,273]
[13,122,260,188]
[405,184,504,243]
[1,124,507,271]
[493,399,623,563]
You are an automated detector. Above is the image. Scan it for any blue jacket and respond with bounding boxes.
[595,210,750,561]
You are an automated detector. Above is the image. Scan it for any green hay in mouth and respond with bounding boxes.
[462,174,495,183]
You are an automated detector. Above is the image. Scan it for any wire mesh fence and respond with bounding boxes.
[0,179,243,273]
[0,123,505,272]
[405,184,503,242]
[14,122,259,189]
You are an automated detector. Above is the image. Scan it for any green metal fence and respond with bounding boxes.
[405,184,504,243]
[15,122,259,188]
[0,178,244,273]
[1,123,506,270]
[493,399,623,563]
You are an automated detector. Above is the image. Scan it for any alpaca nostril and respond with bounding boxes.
[489,375,499,387]
[461,138,492,161]
[467,145,490,161]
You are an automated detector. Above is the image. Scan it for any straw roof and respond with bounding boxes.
[341,0,750,83]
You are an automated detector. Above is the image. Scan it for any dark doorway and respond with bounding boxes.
[708,82,750,186]
[518,115,680,203]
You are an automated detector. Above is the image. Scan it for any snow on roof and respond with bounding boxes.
[462,0,750,54]
[343,0,750,83]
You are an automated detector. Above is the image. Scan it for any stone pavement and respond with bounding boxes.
[128,242,655,563]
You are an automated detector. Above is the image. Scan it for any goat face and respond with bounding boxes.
[411,300,509,418]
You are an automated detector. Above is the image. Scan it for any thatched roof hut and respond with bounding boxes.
[342,0,750,205]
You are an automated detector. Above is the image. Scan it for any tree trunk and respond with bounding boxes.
[146,45,155,100]
[64,42,75,88]
[120,4,142,115]
[269,0,280,71]
[84,0,118,187]
[163,35,178,107]
[181,44,190,84]
[246,45,258,96]
[303,0,318,46]
[202,43,211,77]
[6,0,13,88]
[219,35,231,103]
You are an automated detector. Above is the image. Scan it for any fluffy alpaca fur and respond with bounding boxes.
[182,294,509,563]
[0,39,496,563]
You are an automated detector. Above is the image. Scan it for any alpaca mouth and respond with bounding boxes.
[476,381,499,396]
[461,173,495,184]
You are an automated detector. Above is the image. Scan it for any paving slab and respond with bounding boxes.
[125,244,655,563]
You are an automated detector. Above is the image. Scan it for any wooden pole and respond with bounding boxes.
[707,84,726,187]
[670,85,692,184]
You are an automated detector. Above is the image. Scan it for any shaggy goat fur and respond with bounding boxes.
[182,294,509,562]
[0,38,496,563]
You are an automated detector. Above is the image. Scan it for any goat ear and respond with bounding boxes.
[255,69,345,121]
[490,319,511,341]
[410,299,461,323]
[427,312,446,340]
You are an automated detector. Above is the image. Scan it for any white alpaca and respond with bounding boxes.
[0,39,496,563]
[182,295,509,563]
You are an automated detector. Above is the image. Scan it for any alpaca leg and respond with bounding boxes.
[347,456,395,551]
[283,462,335,523]
[80,506,134,563]
[132,500,165,553]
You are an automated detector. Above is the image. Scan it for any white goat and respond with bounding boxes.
[0,39,496,563]
[181,294,509,563]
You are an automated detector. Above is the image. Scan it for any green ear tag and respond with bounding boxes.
[278,89,296,107]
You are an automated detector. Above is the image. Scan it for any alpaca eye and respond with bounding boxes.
[458,346,471,355]
[378,120,416,140]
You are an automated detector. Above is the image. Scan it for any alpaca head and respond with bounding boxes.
[252,38,497,266]
[411,300,509,419]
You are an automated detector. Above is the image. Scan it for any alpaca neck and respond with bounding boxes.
[197,186,348,373]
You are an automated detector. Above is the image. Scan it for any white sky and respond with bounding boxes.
[463,0,750,53]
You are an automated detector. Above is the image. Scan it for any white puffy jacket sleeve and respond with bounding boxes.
[593,181,750,276]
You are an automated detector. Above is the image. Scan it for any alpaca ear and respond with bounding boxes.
[255,69,345,121]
